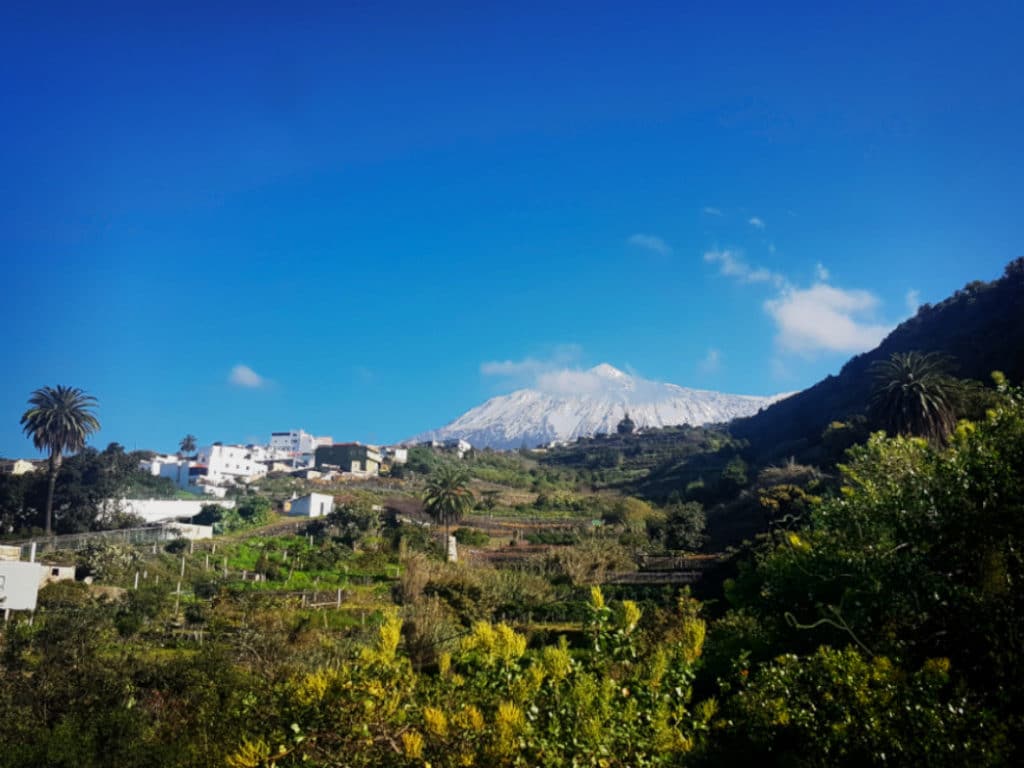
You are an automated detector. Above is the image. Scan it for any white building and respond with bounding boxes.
[0,459,38,475]
[289,492,334,518]
[41,565,76,586]
[108,498,236,524]
[195,444,267,484]
[246,444,273,463]
[445,439,473,459]
[269,430,333,462]
[385,447,408,464]
[140,455,198,491]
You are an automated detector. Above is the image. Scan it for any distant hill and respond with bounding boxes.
[732,258,1024,462]
[410,364,788,450]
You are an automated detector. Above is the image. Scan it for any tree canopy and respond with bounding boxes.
[423,464,474,543]
[19,385,100,534]
[869,350,961,442]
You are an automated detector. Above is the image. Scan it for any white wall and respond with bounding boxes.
[156,460,194,489]
[164,522,214,540]
[197,445,267,482]
[271,430,332,457]
[290,493,334,518]
[113,498,235,524]
[40,565,75,585]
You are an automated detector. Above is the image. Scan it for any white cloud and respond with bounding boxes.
[702,206,723,216]
[481,345,582,380]
[748,216,765,229]
[229,364,266,388]
[698,348,721,374]
[534,365,666,400]
[905,289,921,313]
[627,233,672,256]
[703,249,893,357]
[704,249,785,287]
[480,358,548,377]
[764,284,891,354]
[480,351,670,400]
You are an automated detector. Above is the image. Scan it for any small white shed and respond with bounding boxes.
[290,492,334,518]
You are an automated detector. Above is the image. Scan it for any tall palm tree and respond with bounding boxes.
[20,385,100,535]
[423,465,474,556]
[178,434,197,487]
[868,351,960,443]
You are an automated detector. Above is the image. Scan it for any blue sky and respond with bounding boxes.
[3,1,1023,456]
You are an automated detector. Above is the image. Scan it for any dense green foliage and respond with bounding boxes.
[4,295,1024,765]
[0,443,176,535]
[868,350,962,442]
[194,495,273,534]
[423,465,475,541]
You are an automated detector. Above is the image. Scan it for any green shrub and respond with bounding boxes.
[164,537,189,554]
[453,527,489,546]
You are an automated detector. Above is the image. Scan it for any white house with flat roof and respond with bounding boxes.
[289,492,334,518]
[140,455,196,490]
[195,444,267,484]
[269,430,333,462]
[384,447,408,464]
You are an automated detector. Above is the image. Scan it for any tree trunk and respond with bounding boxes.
[45,452,61,536]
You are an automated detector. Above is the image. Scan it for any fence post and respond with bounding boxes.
[336,588,342,609]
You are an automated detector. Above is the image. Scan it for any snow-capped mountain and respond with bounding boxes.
[410,364,791,450]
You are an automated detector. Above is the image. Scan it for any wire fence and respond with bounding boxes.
[9,523,208,560]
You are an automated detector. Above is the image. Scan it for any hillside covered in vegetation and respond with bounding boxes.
[2,261,1023,766]
[732,257,1024,463]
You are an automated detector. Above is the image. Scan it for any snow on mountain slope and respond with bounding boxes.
[410,364,791,450]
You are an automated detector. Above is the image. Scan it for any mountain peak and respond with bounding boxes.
[411,368,789,450]
[589,363,627,379]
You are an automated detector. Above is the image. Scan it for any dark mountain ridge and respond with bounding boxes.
[732,258,1024,461]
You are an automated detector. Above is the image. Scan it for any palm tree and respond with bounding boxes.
[20,386,100,535]
[868,351,960,443]
[179,434,197,457]
[423,465,474,557]
[178,434,197,486]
